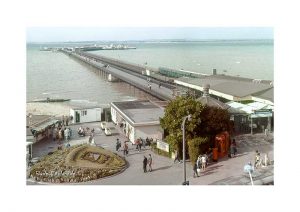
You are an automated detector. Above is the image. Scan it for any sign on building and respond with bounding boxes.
[157,140,169,152]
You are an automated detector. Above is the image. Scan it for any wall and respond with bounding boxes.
[134,125,163,141]
[111,107,117,123]
[72,108,102,123]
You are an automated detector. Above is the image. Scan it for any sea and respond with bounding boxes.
[26,40,273,106]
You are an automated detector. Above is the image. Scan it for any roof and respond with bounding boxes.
[175,75,273,101]
[111,100,165,126]
[227,101,255,114]
[26,115,52,127]
[71,106,102,110]
[197,96,230,110]
[226,101,273,115]
[252,88,274,103]
[31,118,60,133]
[197,96,246,114]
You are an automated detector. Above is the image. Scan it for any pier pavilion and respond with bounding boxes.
[110,100,165,143]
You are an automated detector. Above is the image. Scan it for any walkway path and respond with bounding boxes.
[27,122,274,185]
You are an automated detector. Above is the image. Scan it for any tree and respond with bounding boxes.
[196,106,232,147]
[160,96,204,158]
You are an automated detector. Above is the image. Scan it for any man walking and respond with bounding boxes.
[148,154,152,172]
[116,138,121,151]
[174,150,181,163]
[143,156,148,173]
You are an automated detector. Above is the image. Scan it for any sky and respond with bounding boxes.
[26,27,273,42]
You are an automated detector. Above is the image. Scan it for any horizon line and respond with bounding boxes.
[27,38,274,44]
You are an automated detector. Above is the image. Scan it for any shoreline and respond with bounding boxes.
[26,102,71,117]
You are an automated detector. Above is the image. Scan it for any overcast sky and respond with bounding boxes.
[27,27,273,42]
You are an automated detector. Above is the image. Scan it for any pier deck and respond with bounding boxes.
[62,50,179,101]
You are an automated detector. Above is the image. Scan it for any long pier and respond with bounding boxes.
[61,50,178,101]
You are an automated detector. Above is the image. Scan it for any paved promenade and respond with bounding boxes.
[27,122,274,185]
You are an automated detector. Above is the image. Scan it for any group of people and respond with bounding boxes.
[254,150,270,169]
[193,154,209,178]
[115,138,129,156]
[52,125,72,145]
[61,115,72,126]
[115,138,130,156]
[143,154,152,173]
[146,78,163,90]
[135,137,151,151]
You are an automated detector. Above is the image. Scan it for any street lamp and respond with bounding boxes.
[244,162,254,185]
[182,114,192,185]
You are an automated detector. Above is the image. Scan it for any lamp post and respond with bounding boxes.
[244,162,254,185]
[182,114,192,185]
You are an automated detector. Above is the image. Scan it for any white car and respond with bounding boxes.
[100,122,107,130]
[104,127,112,136]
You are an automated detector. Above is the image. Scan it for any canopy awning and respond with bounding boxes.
[250,112,273,118]
[31,119,60,134]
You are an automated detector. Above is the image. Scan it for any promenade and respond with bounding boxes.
[27,122,274,185]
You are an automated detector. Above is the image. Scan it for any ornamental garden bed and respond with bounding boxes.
[29,144,126,183]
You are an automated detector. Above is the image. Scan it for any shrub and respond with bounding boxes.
[188,137,208,164]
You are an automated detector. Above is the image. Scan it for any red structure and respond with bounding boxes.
[213,131,230,161]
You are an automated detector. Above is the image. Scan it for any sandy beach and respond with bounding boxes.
[26,102,71,117]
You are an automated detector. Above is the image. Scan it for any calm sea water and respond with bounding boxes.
[26,40,273,104]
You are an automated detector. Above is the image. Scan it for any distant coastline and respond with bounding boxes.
[26,38,273,45]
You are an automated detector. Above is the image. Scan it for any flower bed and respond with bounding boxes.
[29,144,126,183]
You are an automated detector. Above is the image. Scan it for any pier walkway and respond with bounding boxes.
[61,50,178,101]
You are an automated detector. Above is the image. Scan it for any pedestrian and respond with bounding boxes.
[201,154,206,171]
[66,116,69,126]
[62,115,65,126]
[58,129,63,144]
[64,127,70,142]
[232,139,237,156]
[204,153,209,166]
[68,127,72,139]
[159,83,161,88]
[230,144,235,158]
[136,139,141,152]
[149,84,151,90]
[254,150,261,169]
[196,155,202,169]
[123,142,128,156]
[148,154,152,172]
[141,138,146,148]
[193,162,199,178]
[116,138,121,151]
[61,128,65,141]
[174,150,181,163]
[143,156,148,173]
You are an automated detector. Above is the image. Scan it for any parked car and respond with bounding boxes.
[104,127,116,136]
[104,127,112,136]
[100,122,107,130]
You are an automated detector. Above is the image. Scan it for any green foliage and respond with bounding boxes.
[160,96,204,156]
[188,137,208,164]
[160,96,231,160]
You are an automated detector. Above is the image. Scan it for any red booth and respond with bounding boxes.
[215,131,230,158]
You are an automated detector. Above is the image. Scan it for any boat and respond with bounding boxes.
[30,98,70,103]
[39,47,52,51]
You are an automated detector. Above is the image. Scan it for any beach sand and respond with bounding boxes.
[26,102,71,117]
